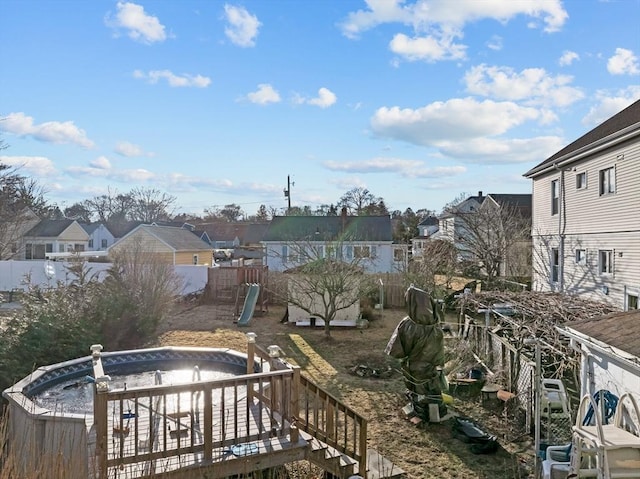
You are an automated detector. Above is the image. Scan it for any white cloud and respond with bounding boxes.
[463,64,584,107]
[66,163,156,182]
[369,98,567,165]
[294,87,337,108]
[389,33,466,62]
[0,155,57,176]
[582,86,640,126]
[105,2,167,44]
[324,158,466,179]
[607,48,640,75]
[339,0,568,64]
[133,69,211,88]
[486,35,503,51]
[114,141,153,157]
[558,50,579,66]
[438,136,565,164]
[371,97,541,145]
[307,88,337,108]
[223,4,261,47]
[246,84,281,105]
[90,156,112,169]
[0,112,94,148]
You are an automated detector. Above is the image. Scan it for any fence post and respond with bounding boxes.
[91,345,110,479]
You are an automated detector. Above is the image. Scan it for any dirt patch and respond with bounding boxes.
[152,302,535,479]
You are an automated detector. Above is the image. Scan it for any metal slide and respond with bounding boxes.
[237,283,260,326]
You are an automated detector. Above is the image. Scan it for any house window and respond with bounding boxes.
[551,179,559,215]
[371,245,377,258]
[576,172,587,189]
[345,246,353,260]
[45,243,53,253]
[25,243,32,260]
[551,248,559,283]
[354,246,370,259]
[626,292,639,311]
[88,239,94,248]
[281,245,288,262]
[193,254,199,265]
[101,239,108,249]
[599,167,615,195]
[575,249,586,265]
[599,250,613,274]
[59,244,65,252]
[393,248,404,262]
[74,244,85,252]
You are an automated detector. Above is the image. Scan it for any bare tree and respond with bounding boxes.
[449,199,531,283]
[129,187,176,223]
[407,239,459,292]
[64,201,93,223]
[338,187,382,215]
[0,162,45,259]
[272,239,375,338]
[204,203,244,222]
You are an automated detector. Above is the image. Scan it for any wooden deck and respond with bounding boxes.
[90,343,404,479]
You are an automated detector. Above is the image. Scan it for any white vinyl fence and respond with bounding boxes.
[0,260,208,296]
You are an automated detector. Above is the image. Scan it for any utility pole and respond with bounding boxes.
[283,175,293,213]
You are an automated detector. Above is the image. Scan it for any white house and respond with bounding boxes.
[22,219,90,259]
[80,223,115,251]
[260,213,398,273]
[411,216,439,258]
[434,192,486,259]
[524,100,640,310]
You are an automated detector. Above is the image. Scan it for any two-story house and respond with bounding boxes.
[411,216,439,258]
[260,212,398,273]
[435,192,486,260]
[524,99,640,310]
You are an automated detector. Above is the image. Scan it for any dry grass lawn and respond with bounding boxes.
[152,301,535,479]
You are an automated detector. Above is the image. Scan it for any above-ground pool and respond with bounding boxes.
[2,345,266,479]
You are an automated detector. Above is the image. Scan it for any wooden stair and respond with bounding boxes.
[299,430,405,479]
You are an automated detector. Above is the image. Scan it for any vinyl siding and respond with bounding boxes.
[531,138,640,309]
[175,251,213,266]
[110,230,173,254]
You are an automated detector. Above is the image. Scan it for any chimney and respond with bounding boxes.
[478,191,483,198]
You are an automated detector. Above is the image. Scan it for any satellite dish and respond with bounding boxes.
[44,260,56,280]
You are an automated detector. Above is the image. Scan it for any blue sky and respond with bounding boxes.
[1,0,639,217]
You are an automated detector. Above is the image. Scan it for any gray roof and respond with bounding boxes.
[487,193,532,217]
[524,99,640,177]
[139,225,213,251]
[26,219,75,237]
[262,215,392,242]
[418,216,439,227]
[567,309,640,359]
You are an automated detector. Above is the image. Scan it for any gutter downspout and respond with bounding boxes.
[554,163,569,293]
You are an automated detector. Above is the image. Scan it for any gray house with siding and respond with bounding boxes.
[524,99,640,310]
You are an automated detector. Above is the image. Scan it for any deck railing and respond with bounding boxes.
[91,340,365,478]
[91,345,297,478]
[297,374,368,475]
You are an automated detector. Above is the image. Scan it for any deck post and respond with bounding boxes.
[359,419,368,479]
[91,344,110,479]
[246,333,256,402]
[203,388,213,461]
[290,366,300,443]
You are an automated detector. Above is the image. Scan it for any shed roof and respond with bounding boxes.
[524,99,640,177]
[565,309,640,359]
[137,225,213,251]
[262,215,392,242]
